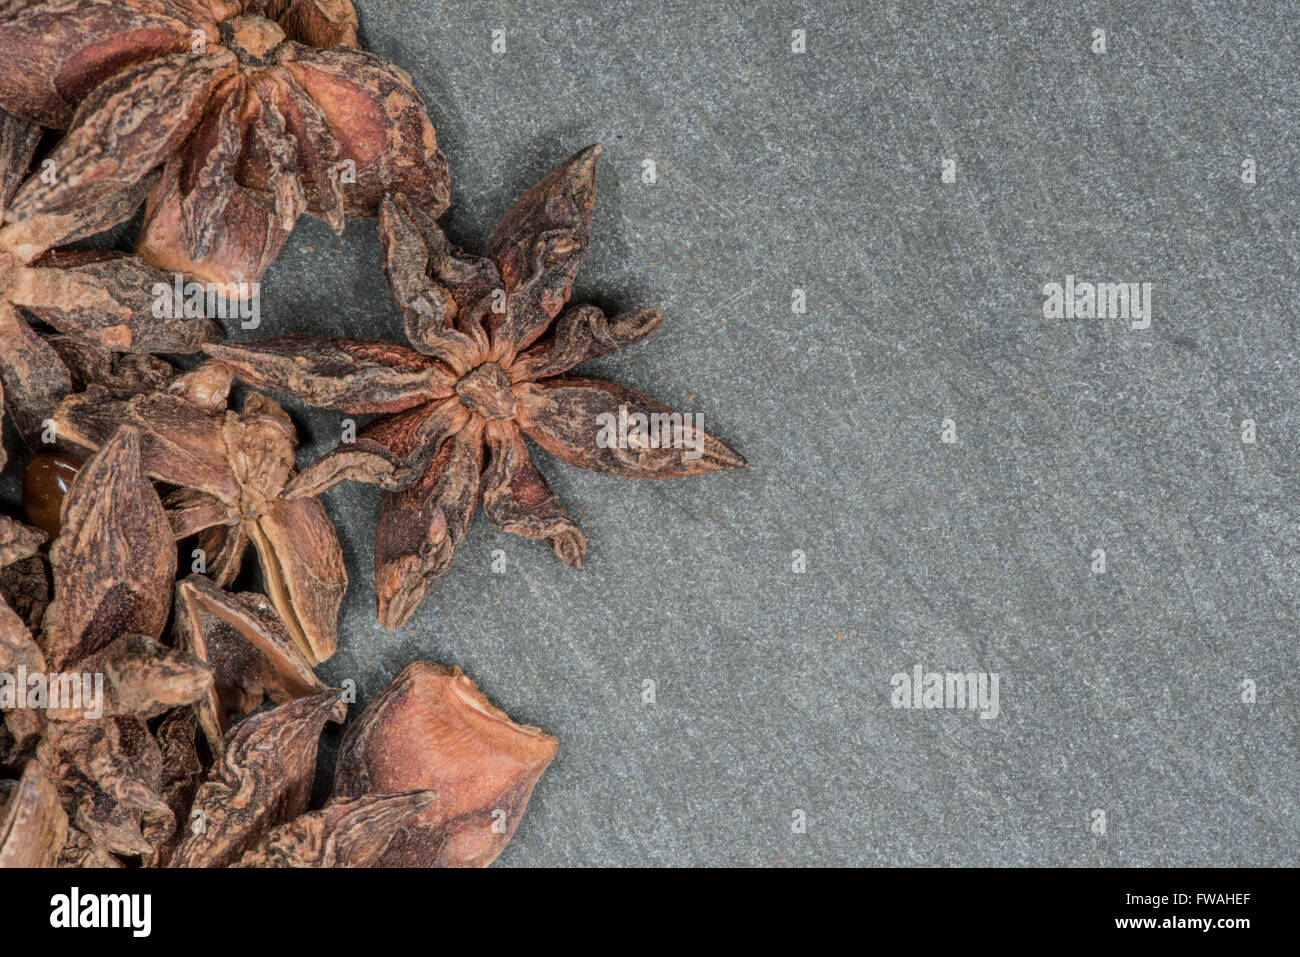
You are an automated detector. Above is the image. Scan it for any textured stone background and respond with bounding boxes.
[5,0,1299,865]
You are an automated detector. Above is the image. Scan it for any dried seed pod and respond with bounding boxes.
[173,575,326,751]
[208,147,745,628]
[45,634,213,723]
[0,598,47,758]
[53,389,347,663]
[40,427,176,670]
[0,169,163,266]
[233,790,438,868]
[154,707,205,866]
[169,689,346,868]
[0,227,217,449]
[0,0,449,286]
[54,390,240,506]
[0,2,212,128]
[0,301,71,446]
[0,516,48,635]
[13,249,223,353]
[0,760,69,868]
[57,825,123,868]
[0,514,44,570]
[37,716,174,865]
[2,105,212,451]
[0,105,40,218]
[46,335,177,398]
[372,419,483,629]
[167,360,234,413]
[335,663,557,867]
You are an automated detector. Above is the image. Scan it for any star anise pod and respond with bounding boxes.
[0,760,67,867]
[169,687,347,867]
[18,337,178,539]
[0,513,46,636]
[172,573,327,750]
[0,517,44,605]
[2,429,551,868]
[5,543,554,867]
[164,661,555,869]
[0,532,46,760]
[50,363,347,664]
[0,105,220,446]
[207,145,747,627]
[334,662,557,867]
[0,0,450,286]
[44,334,180,400]
[40,427,179,671]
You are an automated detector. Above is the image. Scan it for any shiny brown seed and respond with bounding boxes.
[22,453,80,539]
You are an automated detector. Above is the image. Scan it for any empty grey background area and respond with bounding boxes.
[5,0,1298,866]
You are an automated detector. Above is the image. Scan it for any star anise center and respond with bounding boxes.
[454,362,517,420]
[219,14,287,65]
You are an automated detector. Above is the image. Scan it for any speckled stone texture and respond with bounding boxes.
[2,0,1297,866]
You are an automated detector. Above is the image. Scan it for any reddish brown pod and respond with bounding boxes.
[1,104,219,450]
[52,372,347,664]
[0,761,68,868]
[335,663,557,867]
[0,0,450,287]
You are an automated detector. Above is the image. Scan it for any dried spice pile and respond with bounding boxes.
[0,0,743,868]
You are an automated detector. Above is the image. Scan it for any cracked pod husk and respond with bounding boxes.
[335,662,557,867]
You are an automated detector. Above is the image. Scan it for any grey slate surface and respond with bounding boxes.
[5,0,1299,865]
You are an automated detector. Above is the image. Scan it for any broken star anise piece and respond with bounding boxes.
[0,514,45,570]
[0,760,68,868]
[52,373,347,664]
[166,681,450,869]
[36,715,176,864]
[232,790,438,867]
[8,425,214,867]
[173,573,327,750]
[46,634,212,724]
[0,105,220,447]
[153,707,205,865]
[334,662,557,867]
[206,144,747,627]
[0,0,450,287]
[169,688,346,868]
[45,334,178,400]
[0,515,48,634]
[0,588,47,760]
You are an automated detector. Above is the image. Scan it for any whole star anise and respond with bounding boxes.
[206,145,747,628]
[50,363,348,664]
[0,0,449,286]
